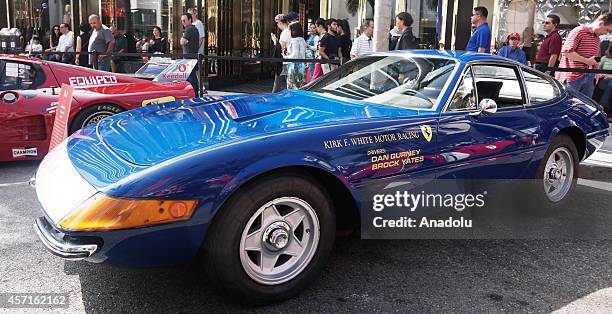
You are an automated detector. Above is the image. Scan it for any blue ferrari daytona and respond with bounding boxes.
[33,50,609,304]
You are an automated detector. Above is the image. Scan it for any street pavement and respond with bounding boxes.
[1,134,612,312]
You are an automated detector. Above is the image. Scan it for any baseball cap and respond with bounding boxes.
[508,32,520,40]
[287,11,299,20]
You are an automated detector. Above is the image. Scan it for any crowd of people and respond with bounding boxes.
[24,14,170,73]
[14,6,612,120]
[465,6,612,121]
[270,10,424,92]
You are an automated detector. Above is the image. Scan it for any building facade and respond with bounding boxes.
[441,0,611,56]
[2,0,611,78]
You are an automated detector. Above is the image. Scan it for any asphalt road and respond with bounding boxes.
[1,160,612,313]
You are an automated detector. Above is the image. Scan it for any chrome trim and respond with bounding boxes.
[34,217,98,261]
[443,61,530,113]
[519,66,565,106]
[305,53,461,112]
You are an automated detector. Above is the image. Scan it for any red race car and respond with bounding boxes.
[0,55,196,161]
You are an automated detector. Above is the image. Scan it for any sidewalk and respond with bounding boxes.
[211,78,274,94]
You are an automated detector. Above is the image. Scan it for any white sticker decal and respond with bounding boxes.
[46,101,59,113]
[12,147,38,158]
[6,63,19,77]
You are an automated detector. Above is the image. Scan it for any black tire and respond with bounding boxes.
[69,103,125,134]
[528,134,579,215]
[200,173,335,305]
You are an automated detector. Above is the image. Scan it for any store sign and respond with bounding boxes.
[49,84,74,151]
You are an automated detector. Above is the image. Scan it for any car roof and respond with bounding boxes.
[0,54,44,64]
[371,50,515,64]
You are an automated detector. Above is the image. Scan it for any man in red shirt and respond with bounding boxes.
[556,13,612,97]
[535,14,562,76]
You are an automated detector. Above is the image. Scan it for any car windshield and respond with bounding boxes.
[304,55,457,109]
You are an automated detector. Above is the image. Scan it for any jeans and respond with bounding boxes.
[565,74,595,98]
[272,74,286,93]
[187,66,200,97]
[98,57,111,72]
[599,79,612,117]
[308,62,315,81]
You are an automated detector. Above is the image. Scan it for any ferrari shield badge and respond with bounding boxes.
[420,125,432,142]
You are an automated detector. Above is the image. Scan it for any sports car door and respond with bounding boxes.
[436,63,539,179]
[0,60,58,160]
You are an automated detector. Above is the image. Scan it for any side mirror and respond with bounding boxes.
[1,92,17,104]
[469,98,497,116]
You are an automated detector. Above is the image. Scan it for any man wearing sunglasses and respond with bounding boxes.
[466,6,491,53]
[535,14,562,76]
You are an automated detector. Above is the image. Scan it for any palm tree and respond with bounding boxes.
[346,0,439,15]
[346,0,374,15]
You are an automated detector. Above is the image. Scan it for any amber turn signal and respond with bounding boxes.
[59,193,198,231]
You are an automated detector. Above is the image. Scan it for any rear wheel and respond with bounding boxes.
[69,103,124,134]
[530,134,579,214]
[201,173,335,304]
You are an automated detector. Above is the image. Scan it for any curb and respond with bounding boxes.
[579,163,612,182]
[580,151,612,182]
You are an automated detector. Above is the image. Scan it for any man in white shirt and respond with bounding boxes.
[56,23,74,63]
[350,20,374,59]
[188,8,206,54]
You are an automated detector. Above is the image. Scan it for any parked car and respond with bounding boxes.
[33,51,609,304]
[0,55,195,161]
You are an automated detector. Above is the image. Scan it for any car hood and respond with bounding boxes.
[97,89,426,166]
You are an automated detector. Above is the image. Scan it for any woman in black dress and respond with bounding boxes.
[148,26,167,53]
[75,22,92,67]
[337,19,352,63]
[45,25,61,61]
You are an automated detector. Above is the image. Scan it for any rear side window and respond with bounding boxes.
[522,69,561,105]
[471,64,526,108]
[0,61,45,91]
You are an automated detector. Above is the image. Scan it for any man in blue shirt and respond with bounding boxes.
[466,6,491,53]
[497,32,527,64]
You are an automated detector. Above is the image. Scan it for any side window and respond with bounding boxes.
[448,67,477,111]
[0,62,43,91]
[523,69,561,104]
[472,65,526,108]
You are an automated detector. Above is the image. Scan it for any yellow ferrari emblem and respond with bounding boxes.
[420,125,433,142]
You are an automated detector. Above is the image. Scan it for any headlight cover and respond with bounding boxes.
[59,193,198,231]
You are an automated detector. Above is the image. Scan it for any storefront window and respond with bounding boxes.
[207,0,218,73]
[100,0,171,41]
[496,0,611,52]
[399,0,441,49]
[240,0,262,57]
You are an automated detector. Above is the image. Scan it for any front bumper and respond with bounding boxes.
[34,216,99,260]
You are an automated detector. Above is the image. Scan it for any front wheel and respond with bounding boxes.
[201,174,335,304]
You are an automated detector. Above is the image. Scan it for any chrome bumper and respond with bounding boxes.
[34,217,99,261]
